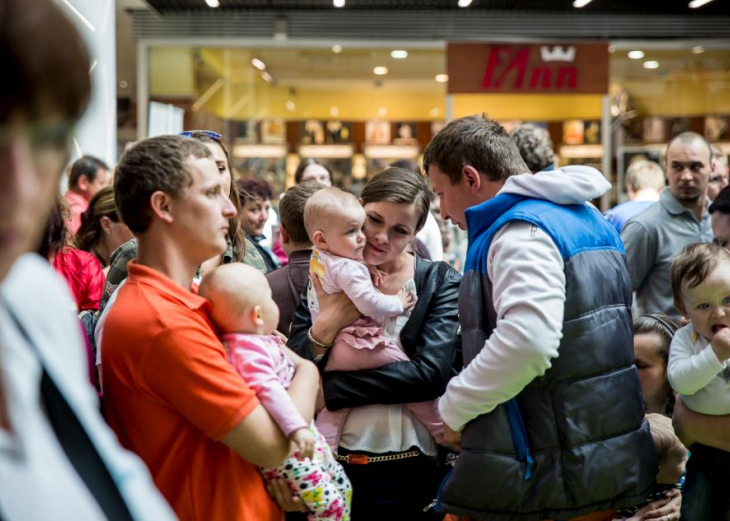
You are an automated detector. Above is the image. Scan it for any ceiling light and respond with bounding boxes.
[572,0,592,7]
[429,108,440,118]
[378,107,387,117]
[435,74,449,83]
[692,45,705,54]
[643,60,659,69]
[373,66,388,75]
[333,0,345,7]
[607,45,616,53]
[332,44,342,53]
[251,58,266,70]
[285,100,296,112]
[458,0,473,6]
[205,0,220,7]
[688,0,714,8]
[261,71,274,83]
[391,50,408,59]
[628,50,645,59]
[330,106,340,117]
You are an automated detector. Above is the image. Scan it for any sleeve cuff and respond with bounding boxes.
[438,391,469,432]
[701,343,726,372]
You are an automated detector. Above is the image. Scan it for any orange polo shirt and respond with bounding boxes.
[102,261,282,521]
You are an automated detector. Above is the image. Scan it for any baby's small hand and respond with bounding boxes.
[291,428,315,460]
[711,327,730,362]
[398,289,417,311]
[368,265,386,287]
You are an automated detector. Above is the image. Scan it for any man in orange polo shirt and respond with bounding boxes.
[102,136,319,520]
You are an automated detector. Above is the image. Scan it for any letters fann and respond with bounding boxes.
[482,45,578,91]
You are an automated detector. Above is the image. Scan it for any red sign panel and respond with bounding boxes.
[447,42,609,95]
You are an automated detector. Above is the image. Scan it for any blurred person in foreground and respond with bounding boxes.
[0,0,174,518]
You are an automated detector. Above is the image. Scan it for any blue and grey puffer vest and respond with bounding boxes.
[438,194,658,521]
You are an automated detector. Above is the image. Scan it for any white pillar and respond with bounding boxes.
[57,0,116,168]
[600,94,612,213]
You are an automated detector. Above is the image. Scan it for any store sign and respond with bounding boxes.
[447,42,609,95]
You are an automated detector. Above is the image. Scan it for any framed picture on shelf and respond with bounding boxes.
[643,117,667,144]
[326,121,351,143]
[365,120,390,144]
[563,120,585,145]
[302,120,325,145]
[393,122,418,145]
[234,120,258,143]
[261,119,285,144]
[705,115,730,142]
[668,118,690,138]
[584,121,601,145]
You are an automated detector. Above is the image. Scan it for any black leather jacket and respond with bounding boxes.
[288,255,461,412]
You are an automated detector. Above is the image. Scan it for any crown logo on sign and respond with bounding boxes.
[540,45,576,63]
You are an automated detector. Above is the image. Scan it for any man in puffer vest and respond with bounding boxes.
[424,115,658,521]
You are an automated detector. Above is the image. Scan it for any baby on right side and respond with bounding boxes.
[668,242,730,521]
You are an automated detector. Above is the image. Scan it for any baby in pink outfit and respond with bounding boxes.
[199,264,351,521]
[303,187,444,451]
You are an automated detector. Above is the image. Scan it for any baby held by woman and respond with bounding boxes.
[303,187,444,450]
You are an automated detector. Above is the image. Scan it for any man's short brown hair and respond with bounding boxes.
[114,135,212,234]
[279,181,324,245]
[423,114,529,184]
[671,242,730,313]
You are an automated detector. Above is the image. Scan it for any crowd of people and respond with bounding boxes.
[3,1,730,521]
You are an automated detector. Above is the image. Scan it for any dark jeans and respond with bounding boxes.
[338,446,447,521]
[681,443,730,521]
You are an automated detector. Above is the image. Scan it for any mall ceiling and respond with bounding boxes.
[145,0,730,15]
[135,0,730,41]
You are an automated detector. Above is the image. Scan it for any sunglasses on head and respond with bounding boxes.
[178,130,222,140]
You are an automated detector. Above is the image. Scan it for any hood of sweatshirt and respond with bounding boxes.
[499,165,610,205]
[464,165,611,243]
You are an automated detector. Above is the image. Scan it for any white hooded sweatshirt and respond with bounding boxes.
[438,166,611,432]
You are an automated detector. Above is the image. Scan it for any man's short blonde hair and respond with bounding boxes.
[626,160,665,193]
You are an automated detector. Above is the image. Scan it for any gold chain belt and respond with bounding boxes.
[335,450,421,465]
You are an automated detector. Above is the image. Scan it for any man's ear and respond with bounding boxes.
[312,230,327,250]
[150,191,174,224]
[462,165,482,194]
[279,223,291,244]
[77,174,90,192]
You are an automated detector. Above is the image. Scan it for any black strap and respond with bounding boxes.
[5,304,135,521]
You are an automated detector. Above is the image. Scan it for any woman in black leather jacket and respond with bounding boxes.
[287,167,461,520]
